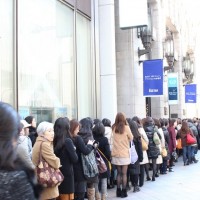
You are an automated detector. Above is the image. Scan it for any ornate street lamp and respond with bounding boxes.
[164,30,174,71]
[183,53,194,83]
[137,26,152,57]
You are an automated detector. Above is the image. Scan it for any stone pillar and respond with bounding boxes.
[150,1,165,118]
[98,0,117,123]
[115,0,146,118]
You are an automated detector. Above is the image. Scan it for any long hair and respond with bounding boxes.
[0,102,20,170]
[180,121,190,134]
[127,119,141,140]
[53,117,71,152]
[112,112,128,134]
[70,119,81,138]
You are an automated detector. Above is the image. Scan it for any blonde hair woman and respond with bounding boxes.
[111,113,133,198]
[32,122,61,200]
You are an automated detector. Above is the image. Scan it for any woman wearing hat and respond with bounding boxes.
[0,102,41,200]
[16,120,34,168]
[32,121,61,200]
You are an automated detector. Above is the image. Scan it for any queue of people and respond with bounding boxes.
[0,102,199,200]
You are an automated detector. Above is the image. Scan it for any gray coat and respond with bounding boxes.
[17,136,34,169]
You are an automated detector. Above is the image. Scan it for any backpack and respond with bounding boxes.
[129,141,138,164]
[81,150,99,180]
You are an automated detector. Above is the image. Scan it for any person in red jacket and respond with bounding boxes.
[167,119,177,172]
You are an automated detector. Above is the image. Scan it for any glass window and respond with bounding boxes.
[18,0,75,122]
[76,13,94,119]
[0,0,14,105]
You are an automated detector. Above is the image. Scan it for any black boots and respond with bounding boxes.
[116,188,128,198]
[133,186,140,193]
[116,188,121,197]
[121,189,128,198]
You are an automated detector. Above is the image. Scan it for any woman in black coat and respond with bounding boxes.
[70,119,94,200]
[25,115,38,146]
[53,117,78,200]
[93,122,111,200]
[143,117,160,181]
[127,119,143,192]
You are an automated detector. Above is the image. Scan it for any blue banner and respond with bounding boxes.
[143,59,163,96]
[185,84,197,103]
[168,73,178,105]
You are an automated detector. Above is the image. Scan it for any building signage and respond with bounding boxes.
[185,84,197,103]
[168,73,178,105]
[119,0,148,29]
[143,59,163,96]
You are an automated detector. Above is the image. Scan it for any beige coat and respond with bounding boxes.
[111,125,133,158]
[32,136,61,200]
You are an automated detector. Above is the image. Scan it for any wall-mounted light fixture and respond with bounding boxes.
[183,53,194,83]
[164,29,174,71]
[137,26,152,57]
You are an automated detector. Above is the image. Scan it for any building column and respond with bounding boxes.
[98,0,117,123]
[150,1,165,118]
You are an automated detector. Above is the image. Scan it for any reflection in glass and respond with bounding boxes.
[18,0,75,122]
[77,13,93,119]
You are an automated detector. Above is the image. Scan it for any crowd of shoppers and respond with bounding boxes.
[0,102,199,200]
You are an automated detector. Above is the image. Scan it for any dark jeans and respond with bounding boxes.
[183,146,191,163]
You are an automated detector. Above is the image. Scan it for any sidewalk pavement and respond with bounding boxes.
[107,153,200,200]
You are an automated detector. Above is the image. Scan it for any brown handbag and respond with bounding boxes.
[36,142,64,188]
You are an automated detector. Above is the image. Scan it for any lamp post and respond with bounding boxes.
[164,30,174,71]
[137,26,152,57]
[183,53,194,83]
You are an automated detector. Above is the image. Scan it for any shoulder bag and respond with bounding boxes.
[153,132,161,145]
[141,137,148,151]
[81,149,99,180]
[97,148,112,172]
[129,141,138,164]
[36,142,64,188]
[96,149,107,173]
[186,133,196,145]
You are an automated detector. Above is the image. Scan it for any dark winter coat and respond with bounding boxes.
[129,137,143,175]
[54,137,78,194]
[73,135,93,182]
[28,127,38,147]
[93,135,111,179]
[144,124,160,159]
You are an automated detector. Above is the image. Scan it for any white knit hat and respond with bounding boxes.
[20,119,31,128]
[37,121,54,136]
